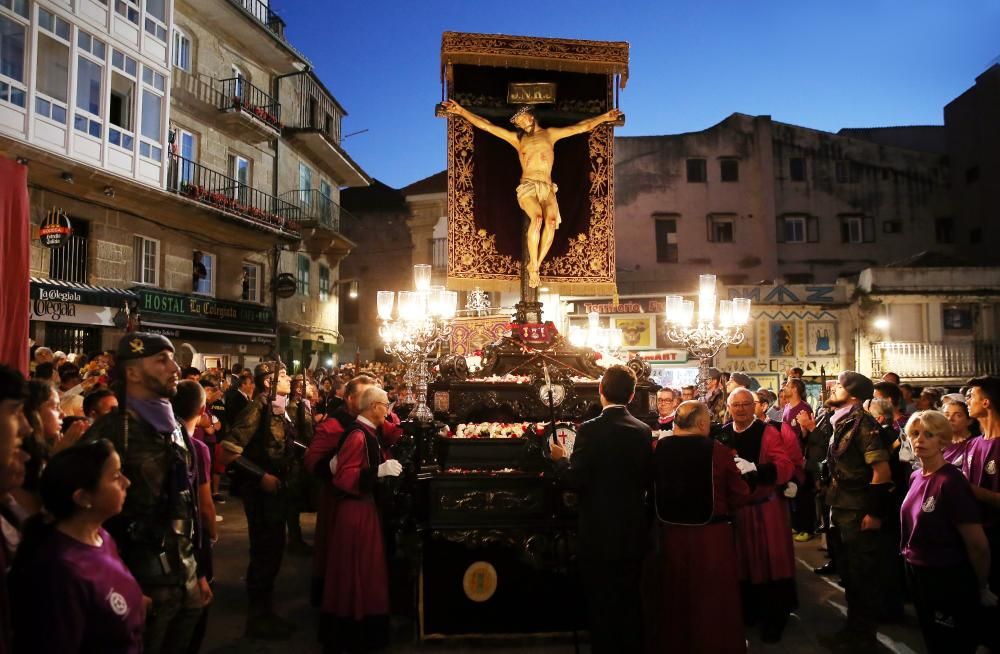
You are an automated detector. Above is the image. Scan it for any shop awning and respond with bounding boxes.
[30,277,136,308]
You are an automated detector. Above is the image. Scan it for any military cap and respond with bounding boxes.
[838,370,874,401]
[253,361,286,378]
[116,332,174,361]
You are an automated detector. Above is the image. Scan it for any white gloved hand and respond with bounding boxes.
[377,459,403,478]
[898,438,916,463]
[328,455,338,476]
[783,481,798,498]
[734,457,757,475]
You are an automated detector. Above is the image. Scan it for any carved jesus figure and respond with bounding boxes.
[441,100,623,288]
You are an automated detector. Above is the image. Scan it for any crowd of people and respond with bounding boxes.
[553,365,1000,653]
[3,336,1000,653]
[0,337,408,653]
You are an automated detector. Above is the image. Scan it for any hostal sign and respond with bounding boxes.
[138,289,273,329]
[39,208,72,248]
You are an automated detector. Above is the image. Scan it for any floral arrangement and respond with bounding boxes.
[179,183,299,233]
[442,422,545,439]
[477,374,531,384]
[231,97,282,130]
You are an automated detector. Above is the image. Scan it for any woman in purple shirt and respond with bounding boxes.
[901,410,993,654]
[9,439,146,653]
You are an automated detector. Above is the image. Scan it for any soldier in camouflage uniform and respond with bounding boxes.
[823,371,894,653]
[220,361,311,640]
[87,333,209,654]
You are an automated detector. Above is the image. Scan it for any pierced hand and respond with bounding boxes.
[441,99,463,116]
[605,108,624,122]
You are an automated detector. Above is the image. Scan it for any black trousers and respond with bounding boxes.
[791,471,817,533]
[906,562,980,654]
[242,483,287,614]
[832,509,881,636]
[579,557,643,653]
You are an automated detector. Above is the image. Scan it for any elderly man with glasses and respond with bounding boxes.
[718,387,798,643]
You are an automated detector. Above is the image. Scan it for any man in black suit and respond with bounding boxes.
[551,364,653,653]
[224,371,255,430]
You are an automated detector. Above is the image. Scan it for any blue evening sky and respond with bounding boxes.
[273,0,1000,189]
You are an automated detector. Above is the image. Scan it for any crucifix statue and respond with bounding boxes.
[440,100,623,288]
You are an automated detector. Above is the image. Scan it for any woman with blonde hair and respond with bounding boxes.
[900,410,993,653]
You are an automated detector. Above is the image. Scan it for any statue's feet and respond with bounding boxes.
[528,269,541,288]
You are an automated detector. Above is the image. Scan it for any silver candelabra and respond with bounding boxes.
[377,265,457,421]
[664,274,752,399]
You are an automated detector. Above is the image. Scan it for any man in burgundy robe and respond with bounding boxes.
[305,374,403,606]
[719,388,798,643]
[648,400,750,653]
[320,386,402,652]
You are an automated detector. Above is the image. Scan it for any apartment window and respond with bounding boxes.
[139,82,163,161]
[232,63,246,99]
[35,15,70,124]
[776,214,819,243]
[707,215,734,243]
[228,153,250,203]
[298,163,312,205]
[172,28,191,72]
[242,261,261,302]
[319,179,333,223]
[74,33,105,139]
[935,217,954,244]
[50,219,88,283]
[109,50,137,150]
[324,112,333,137]
[296,254,310,296]
[132,235,159,285]
[114,0,139,25]
[720,159,739,182]
[0,13,27,108]
[654,217,678,262]
[784,216,805,243]
[840,215,874,243]
[686,158,706,183]
[176,128,197,183]
[883,220,902,234]
[318,265,330,301]
[144,0,167,41]
[192,250,214,296]
[789,157,806,181]
[1,0,28,18]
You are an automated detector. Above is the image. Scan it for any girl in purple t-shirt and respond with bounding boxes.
[901,410,994,654]
[8,439,146,653]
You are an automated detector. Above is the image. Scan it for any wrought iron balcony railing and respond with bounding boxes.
[218,77,281,131]
[871,341,1000,380]
[168,154,300,235]
[230,0,286,39]
[279,189,347,232]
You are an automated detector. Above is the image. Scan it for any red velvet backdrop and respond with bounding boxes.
[0,159,30,373]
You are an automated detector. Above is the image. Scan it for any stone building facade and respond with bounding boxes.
[4,0,367,368]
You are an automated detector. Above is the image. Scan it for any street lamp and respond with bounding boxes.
[663,274,752,399]
[377,265,458,421]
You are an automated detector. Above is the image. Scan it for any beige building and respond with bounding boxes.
[614,113,956,294]
[3,0,367,368]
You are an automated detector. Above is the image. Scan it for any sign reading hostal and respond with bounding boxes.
[137,289,273,330]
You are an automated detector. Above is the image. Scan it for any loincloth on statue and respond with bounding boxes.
[516,178,561,227]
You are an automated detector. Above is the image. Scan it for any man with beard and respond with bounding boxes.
[85,333,209,654]
[440,99,623,288]
[219,361,308,640]
[822,371,893,652]
[305,374,403,607]
[719,387,797,643]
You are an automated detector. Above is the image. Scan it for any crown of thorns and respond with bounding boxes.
[510,105,535,124]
